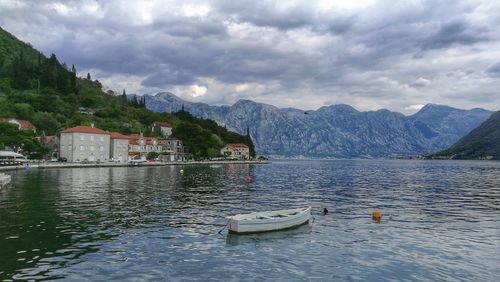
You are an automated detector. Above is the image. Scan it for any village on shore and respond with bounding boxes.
[1,118,267,169]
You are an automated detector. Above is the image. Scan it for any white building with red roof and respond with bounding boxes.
[59,125,111,162]
[221,143,250,160]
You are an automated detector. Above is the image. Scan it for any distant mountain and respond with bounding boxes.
[144,92,493,157]
[431,110,500,160]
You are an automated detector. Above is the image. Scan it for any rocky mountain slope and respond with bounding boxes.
[144,92,493,157]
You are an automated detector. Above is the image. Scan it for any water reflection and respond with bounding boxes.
[226,224,313,246]
[0,160,499,281]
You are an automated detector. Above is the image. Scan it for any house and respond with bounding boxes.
[221,143,250,160]
[158,137,188,162]
[151,122,172,137]
[109,132,129,163]
[1,118,36,133]
[59,125,111,162]
[128,133,164,160]
[128,133,188,161]
[40,132,59,160]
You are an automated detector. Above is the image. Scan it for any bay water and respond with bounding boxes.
[1,160,499,281]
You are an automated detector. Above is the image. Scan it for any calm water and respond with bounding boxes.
[1,160,499,281]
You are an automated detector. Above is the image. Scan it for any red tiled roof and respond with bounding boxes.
[18,120,36,129]
[0,118,36,129]
[109,132,130,139]
[61,126,110,135]
[44,136,56,144]
[225,143,249,149]
[128,134,141,139]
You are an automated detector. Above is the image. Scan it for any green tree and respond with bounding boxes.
[146,152,159,160]
[0,122,47,159]
[70,64,77,92]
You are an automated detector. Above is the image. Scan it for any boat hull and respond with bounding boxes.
[227,207,311,234]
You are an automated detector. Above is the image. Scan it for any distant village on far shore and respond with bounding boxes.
[0,118,251,165]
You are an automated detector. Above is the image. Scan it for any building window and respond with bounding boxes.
[80,135,85,141]
[90,135,94,141]
[100,146,104,152]
[90,146,95,151]
[61,145,65,151]
[80,145,85,151]
[100,136,104,142]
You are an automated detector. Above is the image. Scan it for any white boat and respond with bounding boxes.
[0,151,28,166]
[226,207,311,234]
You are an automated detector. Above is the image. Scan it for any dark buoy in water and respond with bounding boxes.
[322,207,328,215]
[372,210,382,222]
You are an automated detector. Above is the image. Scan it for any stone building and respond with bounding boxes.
[59,125,111,162]
[109,132,130,163]
[221,143,250,160]
[151,122,172,137]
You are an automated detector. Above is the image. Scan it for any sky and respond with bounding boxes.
[1,0,500,114]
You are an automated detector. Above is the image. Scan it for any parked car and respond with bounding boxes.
[58,157,67,162]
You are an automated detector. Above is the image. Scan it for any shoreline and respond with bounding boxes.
[0,160,271,172]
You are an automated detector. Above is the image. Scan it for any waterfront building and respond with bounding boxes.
[59,125,111,162]
[128,134,187,161]
[159,137,188,162]
[221,143,250,160]
[109,132,130,163]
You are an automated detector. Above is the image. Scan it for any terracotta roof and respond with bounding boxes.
[61,126,110,135]
[225,143,249,149]
[109,132,130,139]
[18,120,36,129]
[1,118,36,129]
[128,134,141,139]
[44,136,56,144]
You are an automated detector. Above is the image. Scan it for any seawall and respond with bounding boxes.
[0,160,271,172]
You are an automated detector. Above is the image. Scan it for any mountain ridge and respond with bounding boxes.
[142,92,493,157]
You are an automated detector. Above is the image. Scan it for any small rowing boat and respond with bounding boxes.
[227,207,311,234]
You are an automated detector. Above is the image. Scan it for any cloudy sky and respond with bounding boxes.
[1,0,500,113]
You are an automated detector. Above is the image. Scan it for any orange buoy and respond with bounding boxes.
[372,210,382,221]
[245,175,251,183]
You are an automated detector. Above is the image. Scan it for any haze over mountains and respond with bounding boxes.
[141,92,493,158]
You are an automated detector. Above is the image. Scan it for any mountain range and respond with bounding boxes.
[142,92,493,158]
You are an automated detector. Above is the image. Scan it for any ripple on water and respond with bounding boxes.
[0,160,499,281]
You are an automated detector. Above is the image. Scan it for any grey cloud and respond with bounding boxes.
[421,20,489,50]
[486,63,500,76]
[0,0,499,112]
[142,67,195,87]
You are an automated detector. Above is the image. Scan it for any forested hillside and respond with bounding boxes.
[431,110,500,160]
[0,26,254,159]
